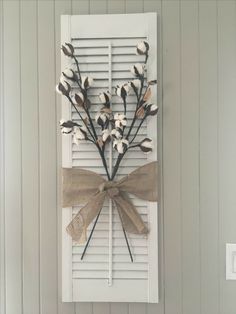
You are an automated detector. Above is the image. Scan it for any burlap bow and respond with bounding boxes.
[63,161,158,244]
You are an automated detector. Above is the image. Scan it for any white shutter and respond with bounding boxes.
[61,13,158,303]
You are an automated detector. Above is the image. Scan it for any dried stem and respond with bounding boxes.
[68,52,151,259]
[73,55,82,83]
[130,114,147,144]
[67,95,95,142]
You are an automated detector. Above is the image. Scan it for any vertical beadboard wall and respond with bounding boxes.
[1,1,236,314]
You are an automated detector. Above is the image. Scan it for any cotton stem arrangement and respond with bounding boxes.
[57,41,158,182]
[58,41,158,261]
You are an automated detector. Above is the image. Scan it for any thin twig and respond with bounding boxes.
[73,55,82,83]
[115,205,133,262]
[80,209,102,260]
[67,96,95,142]
[122,225,133,262]
[130,115,147,144]
[126,76,144,140]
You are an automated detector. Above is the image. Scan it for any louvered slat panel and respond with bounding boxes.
[62,13,158,303]
[70,35,150,283]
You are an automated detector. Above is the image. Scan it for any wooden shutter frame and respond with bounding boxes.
[61,13,158,303]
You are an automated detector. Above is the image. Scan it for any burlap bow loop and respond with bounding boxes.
[63,161,158,244]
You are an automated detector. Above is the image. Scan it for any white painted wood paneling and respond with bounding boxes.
[20,2,40,314]
[0,1,5,314]
[55,1,75,314]
[199,1,219,313]
[3,2,22,314]
[180,2,200,314]
[1,0,236,313]
[218,2,236,313]
[162,1,182,313]
[38,1,58,313]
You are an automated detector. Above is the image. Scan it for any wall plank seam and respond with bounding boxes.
[0,0,6,312]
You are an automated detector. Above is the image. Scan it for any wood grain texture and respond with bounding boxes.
[20,1,40,313]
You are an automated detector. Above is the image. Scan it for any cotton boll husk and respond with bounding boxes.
[56,80,71,96]
[145,103,159,116]
[117,141,124,154]
[114,113,127,128]
[136,41,149,55]
[63,68,74,79]
[115,85,129,99]
[102,129,110,142]
[129,79,141,91]
[111,128,122,139]
[61,43,74,57]
[131,63,145,76]
[140,138,153,153]
[56,84,62,95]
[95,112,109,128]
[123,83,131,95]
[74,126,87,140]
[99,91,111,104]
[113,138,129,154]
[72,92,85,106]
[81,76,94,89]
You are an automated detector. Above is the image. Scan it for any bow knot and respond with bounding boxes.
[63,161,158,244]
[98,181,119,198]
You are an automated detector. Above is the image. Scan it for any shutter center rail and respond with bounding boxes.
[108,41,113,287]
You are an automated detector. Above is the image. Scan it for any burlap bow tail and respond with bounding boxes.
[63,161,158,244]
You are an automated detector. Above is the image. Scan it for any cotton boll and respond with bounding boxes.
[111,128,122,139]
[115,84,129,100]
[56,80,71,96]
[123,83,131,95]
[114,113,127,129]
[95,112,109,128]
[81,76,93,89]
[139,138,153,153]
[113,138,129,154]
[63,68,74,78]
[62,68,77,81]
[136,41,149,55]
[129,79,141,91]
[60,119,78,134]
[73,126,87,144]
[115,86,122,98]
[130,63,145,77]
[61,43,74,57]
[99,91,111,107]
[145,103,159,116]
[71,92,85,107]
[102,129,110,142]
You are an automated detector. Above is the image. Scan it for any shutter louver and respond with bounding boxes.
[61,13,158,303]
